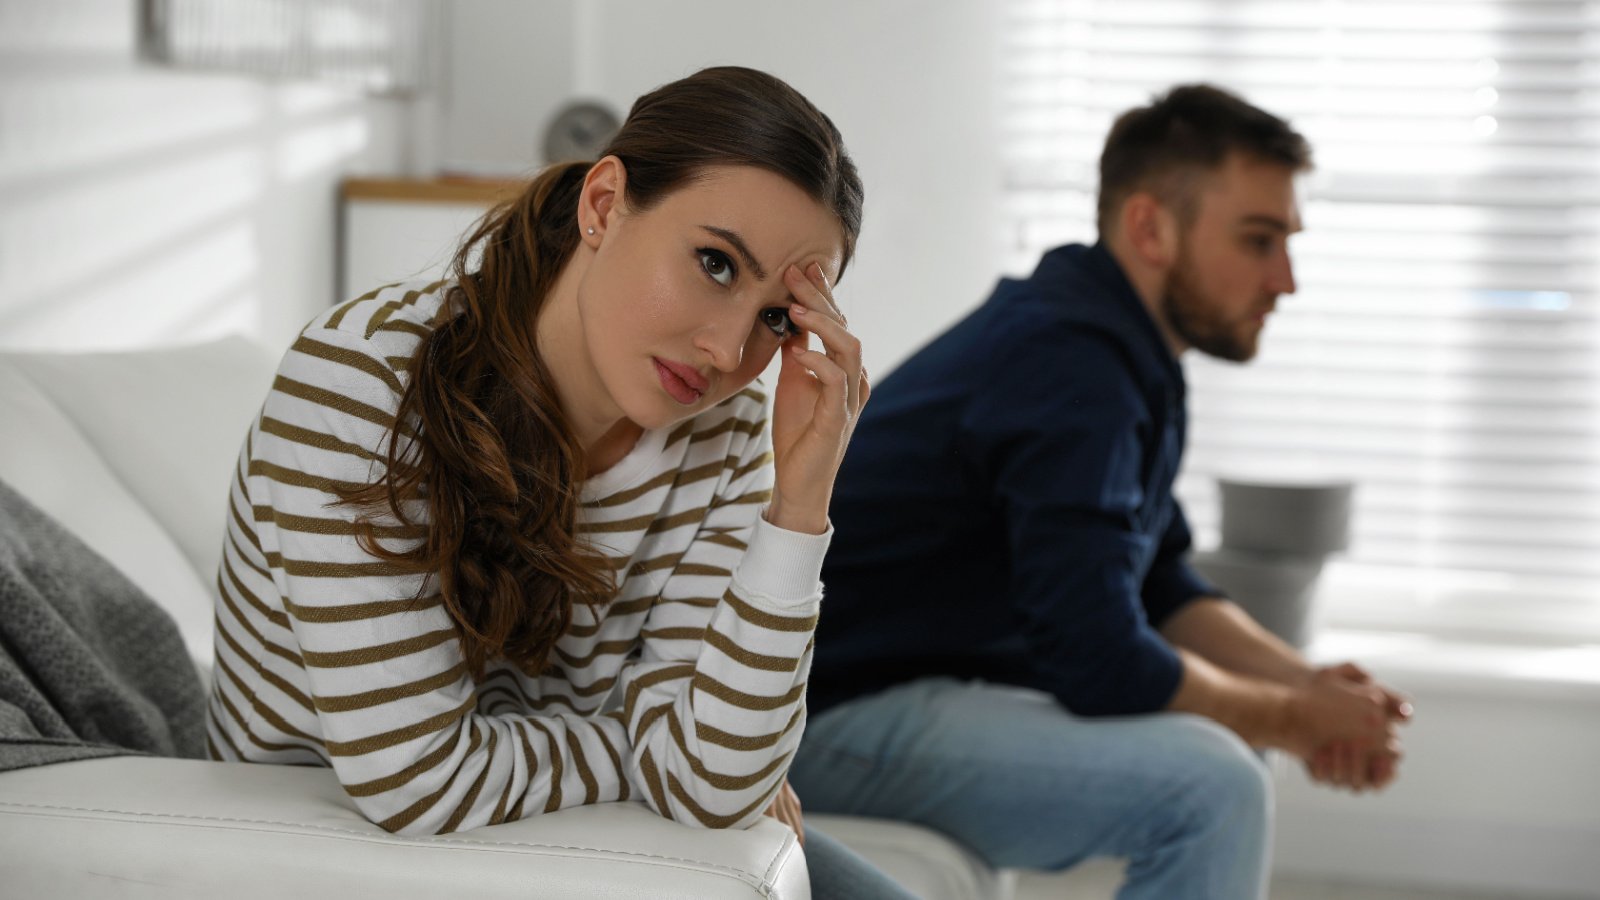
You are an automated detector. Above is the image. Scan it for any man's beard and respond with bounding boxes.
[1161,250,1265,363]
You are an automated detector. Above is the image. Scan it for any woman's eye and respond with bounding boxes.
[699,249,736,287]
[759,307,796,339]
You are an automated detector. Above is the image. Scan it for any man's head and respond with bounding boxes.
[1098,85,1312,362]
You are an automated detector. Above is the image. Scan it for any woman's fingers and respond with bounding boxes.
[787,344,850,428]
[784,264,864,413]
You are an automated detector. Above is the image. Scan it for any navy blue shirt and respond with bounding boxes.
[811,243,1218,717]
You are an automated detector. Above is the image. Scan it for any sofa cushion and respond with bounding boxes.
[0,357,213,675]
[1,337,278,586]
[0,756,810,899]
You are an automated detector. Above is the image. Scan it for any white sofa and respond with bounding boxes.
[0,337,1009,900]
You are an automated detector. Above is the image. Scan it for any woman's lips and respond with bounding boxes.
[654,357,706,405]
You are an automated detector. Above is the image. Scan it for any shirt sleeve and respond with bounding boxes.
[1141,501,1221,626]
[957,321,1184,717]
[611,402,827,829]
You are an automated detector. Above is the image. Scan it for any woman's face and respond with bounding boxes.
[575,165,845,431]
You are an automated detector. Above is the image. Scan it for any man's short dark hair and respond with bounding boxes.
[1096,84,1312,235]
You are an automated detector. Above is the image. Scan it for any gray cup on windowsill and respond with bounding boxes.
[1190,478,1354,649]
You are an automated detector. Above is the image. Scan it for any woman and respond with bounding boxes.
[207,67,909,897]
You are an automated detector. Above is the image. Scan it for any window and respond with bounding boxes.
[1001,0,1600,638]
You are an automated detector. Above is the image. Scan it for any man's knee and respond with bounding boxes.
[1172,716,1273,825]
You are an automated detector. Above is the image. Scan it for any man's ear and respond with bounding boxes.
[1121,192,1180,272]
[578,155,626,249]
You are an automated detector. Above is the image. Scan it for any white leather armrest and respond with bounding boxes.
[0,757,809,899]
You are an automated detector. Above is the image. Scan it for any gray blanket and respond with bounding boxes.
[0,479,205,772]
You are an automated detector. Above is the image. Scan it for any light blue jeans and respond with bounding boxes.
[790,678,1272,900]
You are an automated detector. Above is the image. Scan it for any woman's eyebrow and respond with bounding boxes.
[700,225,769,281]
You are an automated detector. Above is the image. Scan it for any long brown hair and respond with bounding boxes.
[341,67,863,680]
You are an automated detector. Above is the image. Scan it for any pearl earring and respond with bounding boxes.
[587,226,595,235]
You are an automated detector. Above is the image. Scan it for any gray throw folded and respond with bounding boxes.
[0,478,205,772]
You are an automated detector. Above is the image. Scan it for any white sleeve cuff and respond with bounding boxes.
[729,512,832,611]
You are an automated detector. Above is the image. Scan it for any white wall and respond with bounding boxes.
[0,0,411,352]
[437,0,577,177]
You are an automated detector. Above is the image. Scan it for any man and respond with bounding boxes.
[789,85,1411,898]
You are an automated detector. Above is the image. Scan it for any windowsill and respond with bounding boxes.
[1306,628,1600,703]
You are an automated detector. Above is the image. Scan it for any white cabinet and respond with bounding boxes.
[339,178,525,302]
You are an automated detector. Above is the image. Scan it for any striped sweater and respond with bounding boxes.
[206,281,828,836]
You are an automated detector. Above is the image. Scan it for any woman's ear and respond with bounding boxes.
[578,155,626,249]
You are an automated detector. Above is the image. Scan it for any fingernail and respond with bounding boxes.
[790,304,808,316]
[790,344,805,355]
[811,262,827,282]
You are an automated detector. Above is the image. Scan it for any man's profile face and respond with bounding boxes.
[1162,153,1301,362]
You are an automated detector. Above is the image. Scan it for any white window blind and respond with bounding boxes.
[1001,0,1600,631]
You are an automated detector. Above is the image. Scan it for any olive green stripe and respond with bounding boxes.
[700,533,747,551]
[326,283,393,331]
[671,562,731,579]
[325,693,476,757]
[695,707,803,752]
[521,723,563,814]
[627,553,687,578]
[729,450,774,483]
[374,723,483,833]
[623,664,696,742]
[689,416,764,445]
[301,627,457,669]
[656,595,719,610]
[374,318,432,340]
[215,655,321,747]
[723,589,818,633]
[441,726,497,832]
[565,731,600,805]
[213,603,314,714]
[291,334,403,395]
[582,469,676,510]
[258,416,384,464]
[552,637,635,670]
[363,284,440,340]
[272,374,399,434]
[342,724,467,797]
[314,662,468,714]
[702,628,802,673]
[691,673,805,712]
[489,732,517,825]
[248,458,367,495]
[221,557,290,630]
[284,592,443,624]
[644,507,708,537]
[478,669,539,707]
[603,594,656,618]
[667,714,789,791]
[215,572,303,667]
[593,725,630,802]
[229,490,264,553]
[710,488,772,510]
[665,769,775,828]
[225,529,272,579]
[262,507,422,540]
[214,674,320,759]
[207,701,244,760]
[273,554,416,579]
[534,667,617,699]
[638,748,672,819]
[642,626,707,643]
[659,420,698,454]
